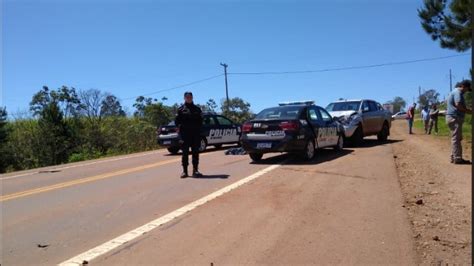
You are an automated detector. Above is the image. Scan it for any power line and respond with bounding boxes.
[228,53,471,76]
[119,74,224,101]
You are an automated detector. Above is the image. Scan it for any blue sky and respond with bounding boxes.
[3,0,472,116]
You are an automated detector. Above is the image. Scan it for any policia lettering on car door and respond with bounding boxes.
[204,115,239,144]
[307,107,338,147]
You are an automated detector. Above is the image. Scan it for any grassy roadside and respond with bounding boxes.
[413,114,472,143]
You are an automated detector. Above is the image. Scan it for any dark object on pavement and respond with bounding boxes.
[415,199,424,205]
[37,244,49,248]
[433,236,440,241]
[225,147,247,155]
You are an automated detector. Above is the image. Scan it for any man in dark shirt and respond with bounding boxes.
[175,91,203,178]
[428,104,439,135]
[406,103,416,134]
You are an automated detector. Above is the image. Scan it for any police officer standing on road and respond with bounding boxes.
[446,80,471,164]
[175,91,204,178]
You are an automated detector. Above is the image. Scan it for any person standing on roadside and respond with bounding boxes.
[175,91,204,177]
[428,103,439,135]
[421,106,430,134]
[407,103,416,134]
[446,80,472,164]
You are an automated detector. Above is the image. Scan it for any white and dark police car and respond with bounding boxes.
[157,112,241,154]
[241,101,344,162]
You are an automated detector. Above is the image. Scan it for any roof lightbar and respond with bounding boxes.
[278,100,315,106]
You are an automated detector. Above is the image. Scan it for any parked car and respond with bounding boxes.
[326,99,392,145]
[157,113,241,154]
[392,111,407,120]
[241,101,344,162]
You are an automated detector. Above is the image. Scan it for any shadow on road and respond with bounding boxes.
[164,144,240,156]
[252,149,353,165]
[189,174,230,179]
[351,139,403,148]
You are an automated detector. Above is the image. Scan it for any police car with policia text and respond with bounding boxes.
[241,101,344,162]
[157,112,241,154]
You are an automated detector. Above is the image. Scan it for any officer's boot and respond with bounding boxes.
[180,166,188,178]
[192,166,203,177]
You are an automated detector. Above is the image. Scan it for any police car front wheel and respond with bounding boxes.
[334,135,344,151]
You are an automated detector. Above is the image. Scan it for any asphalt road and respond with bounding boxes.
[1,139,416,265]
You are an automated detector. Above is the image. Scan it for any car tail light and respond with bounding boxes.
[279,121,299,131]
[242,122,252,133]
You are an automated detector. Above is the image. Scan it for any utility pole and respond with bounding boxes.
[449,69,453,92]
[220,63,229,106]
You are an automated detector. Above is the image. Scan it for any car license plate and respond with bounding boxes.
[163,140,171,145]
[256,142,272,149]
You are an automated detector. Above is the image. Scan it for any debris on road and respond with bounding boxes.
[37,244,49,248]
[225,147,247,155]
[415,199,424,205]
[38,170,61,173]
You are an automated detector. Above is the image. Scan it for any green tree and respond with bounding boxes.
[221,97,254,123]
[386,96,407,113]
[37,102,71,166]
[30,86,82,118]
[418,0,472,51]
[133,96,173,127]
[418,89,440,107]
[206,99,218,112]
[168,103,180,116]
[133,96,155,117]
[0,107,10,173]
[101,94,126,117]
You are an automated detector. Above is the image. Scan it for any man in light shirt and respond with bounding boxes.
[446,80,471,164]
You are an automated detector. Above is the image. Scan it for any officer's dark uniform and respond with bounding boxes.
[175,102,203,177]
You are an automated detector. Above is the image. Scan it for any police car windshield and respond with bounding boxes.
[167,121,176,126]
[326,101,361,112]
[255,106,302,120]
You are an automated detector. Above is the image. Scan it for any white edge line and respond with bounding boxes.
[58,164,281,266]
[0,150,165,180]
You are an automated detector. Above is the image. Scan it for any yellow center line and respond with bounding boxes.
[1,152,214,202]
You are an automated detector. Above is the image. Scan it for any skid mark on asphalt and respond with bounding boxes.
[59,164,282,266]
